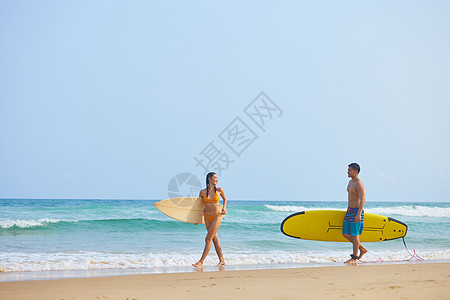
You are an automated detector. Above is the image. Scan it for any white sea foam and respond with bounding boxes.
[0,218,76,229]
[265,205,306,212]
[264,205,342,212]
[365,206,450,218]
[1,249,449,273]
[264,205,450,218]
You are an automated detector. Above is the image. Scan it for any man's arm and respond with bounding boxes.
[355,181,365,222]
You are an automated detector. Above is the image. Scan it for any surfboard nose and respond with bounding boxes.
[280,211,305,239]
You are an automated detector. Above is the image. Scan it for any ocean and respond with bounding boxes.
[1,199,449,281]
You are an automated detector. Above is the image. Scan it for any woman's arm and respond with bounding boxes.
[218,187,227,214]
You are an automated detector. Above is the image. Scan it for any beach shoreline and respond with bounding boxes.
[1,258,440,283]
[1,262,449,300]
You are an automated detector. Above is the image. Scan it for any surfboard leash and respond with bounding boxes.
[358,237,424,264]
[401,236,424,261]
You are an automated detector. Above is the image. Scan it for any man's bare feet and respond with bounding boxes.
[192,261,203,267]
[358,247,368,259]
[344,258,357,265]
[344,254,358,265]
[217,260,225,267]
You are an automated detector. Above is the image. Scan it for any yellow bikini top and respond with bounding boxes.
[203,191,220,203]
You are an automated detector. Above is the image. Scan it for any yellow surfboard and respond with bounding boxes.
[281,210,407,242]
[153,197,223,224]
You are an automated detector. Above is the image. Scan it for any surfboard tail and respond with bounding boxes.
[384,217,408,240]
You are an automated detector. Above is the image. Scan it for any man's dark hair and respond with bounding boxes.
[348,163,360,174]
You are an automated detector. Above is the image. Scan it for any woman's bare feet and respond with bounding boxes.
[217,260,225,267]
[192,261,203,267]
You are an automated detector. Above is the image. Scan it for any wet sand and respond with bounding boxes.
[1,262,449,300]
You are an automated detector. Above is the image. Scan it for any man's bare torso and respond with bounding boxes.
[347,178,363,208]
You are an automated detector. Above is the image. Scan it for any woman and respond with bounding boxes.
[192,172,227,267]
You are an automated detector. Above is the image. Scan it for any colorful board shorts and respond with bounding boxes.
[342,207,364,236]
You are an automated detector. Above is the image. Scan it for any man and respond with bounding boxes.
[342,163,368,264]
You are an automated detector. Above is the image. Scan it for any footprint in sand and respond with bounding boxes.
[389,286,403,289]
[202,284,217,288]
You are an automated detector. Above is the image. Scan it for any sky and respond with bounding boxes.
[1,1,449,202]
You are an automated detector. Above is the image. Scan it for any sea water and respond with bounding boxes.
[1,199,449,281]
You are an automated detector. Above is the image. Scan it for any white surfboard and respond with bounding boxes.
[153,197,223,224]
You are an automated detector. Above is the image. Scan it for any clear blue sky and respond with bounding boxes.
[1,1,449,201]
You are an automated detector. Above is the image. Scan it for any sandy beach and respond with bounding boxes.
[1,262,449,300]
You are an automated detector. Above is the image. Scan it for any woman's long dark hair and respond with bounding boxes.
[206,172,217,197]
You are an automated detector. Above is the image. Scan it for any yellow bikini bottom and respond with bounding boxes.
[204,211,220,223]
